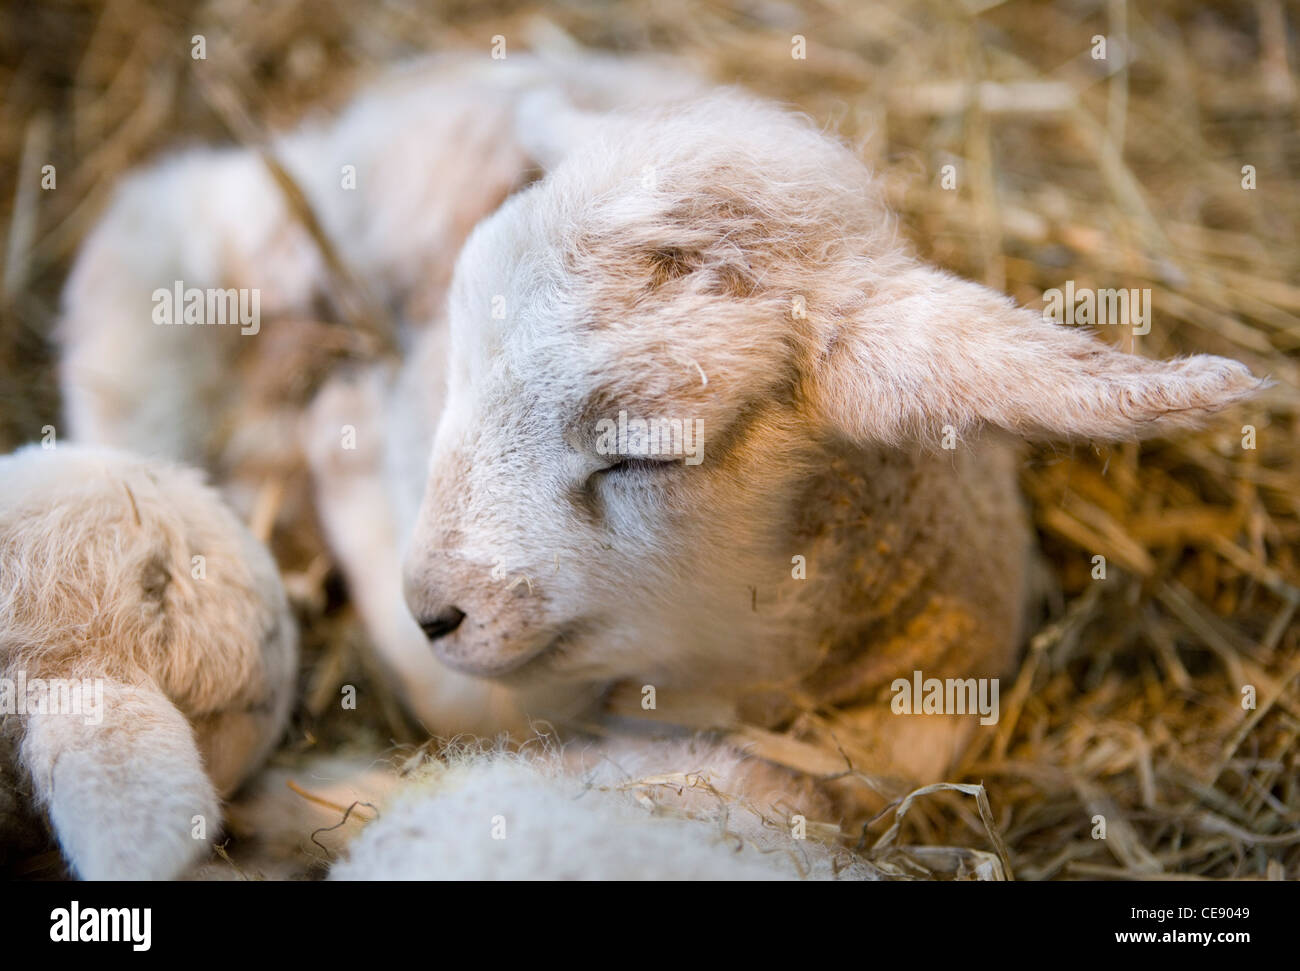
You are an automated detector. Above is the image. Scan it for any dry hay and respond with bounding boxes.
[1,0,1297,880]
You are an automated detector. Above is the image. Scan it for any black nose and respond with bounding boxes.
[419,607,466,641]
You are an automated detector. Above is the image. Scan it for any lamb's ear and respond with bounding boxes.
[812,266,1266,446]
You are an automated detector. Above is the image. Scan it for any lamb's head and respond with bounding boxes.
[403,92,1264,699]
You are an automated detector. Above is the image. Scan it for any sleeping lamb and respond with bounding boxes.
[385,87,1262,780]
[49,60,1263,878]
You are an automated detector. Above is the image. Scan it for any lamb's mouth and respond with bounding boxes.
[434,626,574,680]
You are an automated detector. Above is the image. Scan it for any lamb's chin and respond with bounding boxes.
[434,626,578,681]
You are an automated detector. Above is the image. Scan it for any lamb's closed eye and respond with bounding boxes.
[595,455,679,477]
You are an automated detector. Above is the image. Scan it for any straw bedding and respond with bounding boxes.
[1,0,1296,880]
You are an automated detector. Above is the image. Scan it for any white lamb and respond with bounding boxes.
[51,58,1263,879]
[58,52,704,738]
[327,737,875,881]
[0,445,296,879]
[389,88,1261,774]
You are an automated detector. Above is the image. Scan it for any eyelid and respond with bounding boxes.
[600,455,679,473]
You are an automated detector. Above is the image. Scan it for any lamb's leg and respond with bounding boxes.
[18,679,219,880]
[303,368,529,738]
[57,150,323,466]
